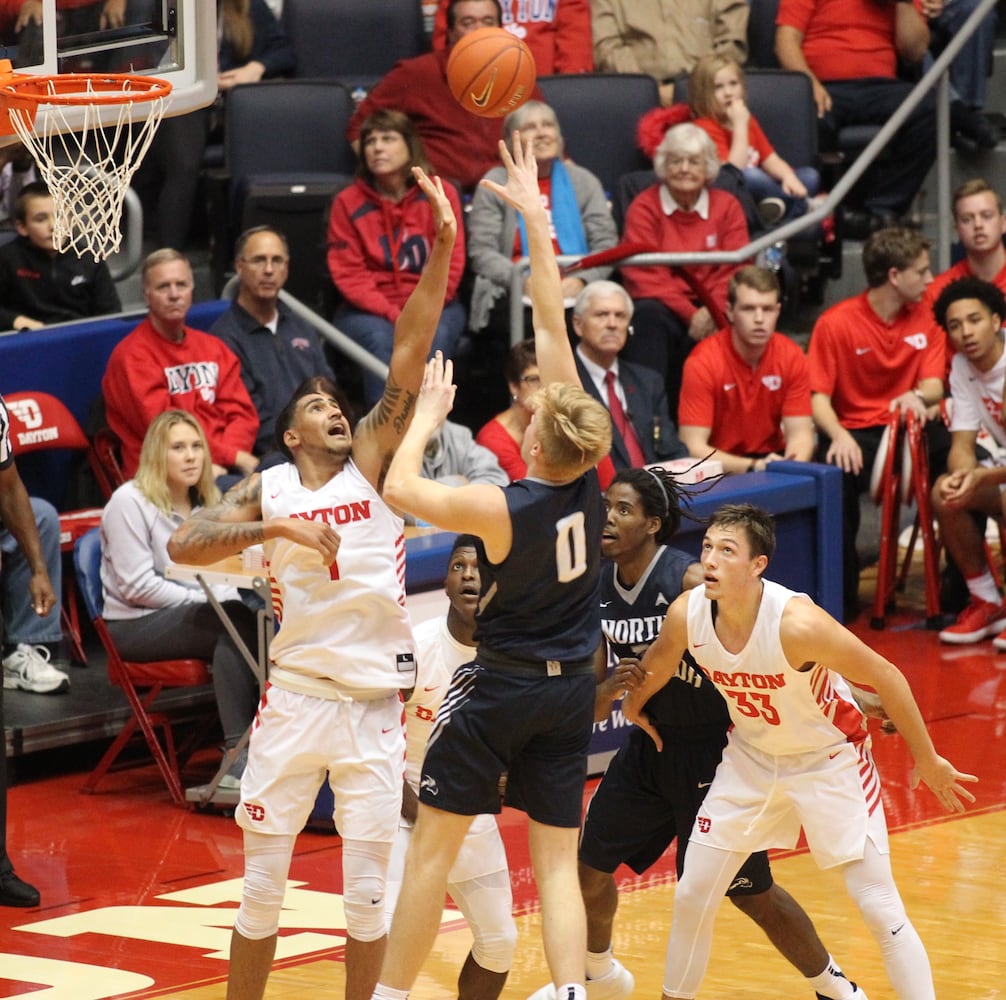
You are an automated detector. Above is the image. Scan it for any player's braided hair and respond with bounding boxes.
[609,466,704,544]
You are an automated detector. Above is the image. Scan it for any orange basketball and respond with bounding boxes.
[446,27,536,119]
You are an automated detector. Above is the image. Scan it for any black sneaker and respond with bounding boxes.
[0,868,40,907]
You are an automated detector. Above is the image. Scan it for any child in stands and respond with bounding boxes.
[688,54,821,226]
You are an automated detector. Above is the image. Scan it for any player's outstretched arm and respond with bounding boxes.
[479,133,577,388]
[782,600,978,813]
[168,474,341,568]
[384,353,511,556]
[622,593,691,751]
[354,168,458,486]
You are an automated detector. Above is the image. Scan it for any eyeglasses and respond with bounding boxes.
[456,15,499,29]
[241,255,289,269]
[519,374,541,385]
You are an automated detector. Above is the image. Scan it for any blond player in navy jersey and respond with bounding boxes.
[624,502,977,1000]
[371,135,612,1000]
[168,166,457,1000]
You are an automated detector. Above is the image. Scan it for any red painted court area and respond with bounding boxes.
[2,612,1004,999]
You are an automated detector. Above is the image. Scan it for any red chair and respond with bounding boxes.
[73,528,214,806]
[89,426,127,501]
[3,391,106,663]
[869,408,941,629]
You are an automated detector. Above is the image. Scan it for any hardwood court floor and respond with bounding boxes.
[3,580,1005,999]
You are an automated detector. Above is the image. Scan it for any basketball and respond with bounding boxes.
[446,27,536,119]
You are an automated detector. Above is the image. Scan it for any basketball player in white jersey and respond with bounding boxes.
[167,167,457,1000]
[388,533,517,1000]
[623,502,978,1000]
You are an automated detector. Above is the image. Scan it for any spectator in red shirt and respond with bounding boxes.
[679,265,814,473]
[620,122,749,420]
[924,179,1006,348]
[775,0,937,237]
[328,109,467,408]
[347,0,543,195]
[431,0,594,74]
[807,227,946,619]
[102,249,259,483]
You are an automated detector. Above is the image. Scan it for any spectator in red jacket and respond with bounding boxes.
[102,249,259,482]
[431,0,594,75]
[347,0,543,194]
[620,121,749,420]
[328,109,466,407]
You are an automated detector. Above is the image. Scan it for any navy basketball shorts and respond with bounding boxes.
[419,660,596,828]
[578,728,773,897]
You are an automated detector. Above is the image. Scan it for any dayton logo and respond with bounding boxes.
[291,500,372,526]
[165,362,220,402]
[903,332,928,350]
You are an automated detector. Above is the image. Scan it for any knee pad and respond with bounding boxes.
[450,870,517,974]
[233,831,296,940]
[342,839,392,943]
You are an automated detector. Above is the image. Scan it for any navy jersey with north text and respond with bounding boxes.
[601,545,729,740]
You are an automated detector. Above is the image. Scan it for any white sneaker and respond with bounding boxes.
[3,643,70,694]
[527,960,635,1000]
[586,959,635,1000]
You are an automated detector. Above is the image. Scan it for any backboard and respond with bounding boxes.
[0,0,216,140]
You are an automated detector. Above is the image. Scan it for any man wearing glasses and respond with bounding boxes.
[212,226,337,469]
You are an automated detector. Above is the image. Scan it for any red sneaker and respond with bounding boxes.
[939,597,1006,644]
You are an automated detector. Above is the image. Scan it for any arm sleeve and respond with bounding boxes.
[326,188,399,320]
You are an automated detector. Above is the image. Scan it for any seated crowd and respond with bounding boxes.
[3,1,1006,697]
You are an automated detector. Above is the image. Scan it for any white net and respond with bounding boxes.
[7,78,170,261]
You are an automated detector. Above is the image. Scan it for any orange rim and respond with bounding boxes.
[0,71,173,106]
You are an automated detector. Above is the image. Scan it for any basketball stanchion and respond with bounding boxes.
[0,58,172,261]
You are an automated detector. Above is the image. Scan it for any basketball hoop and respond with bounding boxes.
[0,59,172,261]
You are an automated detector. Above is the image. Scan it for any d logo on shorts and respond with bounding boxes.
[697,816,711,834]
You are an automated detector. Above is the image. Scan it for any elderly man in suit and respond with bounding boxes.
[572,281,687,470]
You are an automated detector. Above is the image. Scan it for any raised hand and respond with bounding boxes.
[412,167,457,243]
[414,352,457,432]
[479,131,543,217]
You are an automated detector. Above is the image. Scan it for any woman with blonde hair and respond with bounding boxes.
[100,410,259,787]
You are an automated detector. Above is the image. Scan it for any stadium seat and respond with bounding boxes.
[206,78,356,296]
[536,73,660,198]
[4,391,106,664]
[283,0,427,91]
[73,528,214,806]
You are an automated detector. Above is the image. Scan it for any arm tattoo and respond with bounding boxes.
[183,519,266,552]
[369,375,418,437]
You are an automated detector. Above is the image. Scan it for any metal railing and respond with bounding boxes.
[508,0,998,345]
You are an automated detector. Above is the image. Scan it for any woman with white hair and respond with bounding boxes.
[467,100,619,340]
[620,121,749,420]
